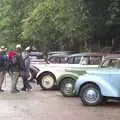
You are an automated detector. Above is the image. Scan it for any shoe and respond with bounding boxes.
[21,88,26,91]
[28,88,32,92]
[0,89,4,92]
[15,89,20,92]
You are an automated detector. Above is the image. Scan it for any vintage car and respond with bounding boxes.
[58,70,86,96]
[34,64,83,90]
[33,52,104,90]
[74,54,120,106]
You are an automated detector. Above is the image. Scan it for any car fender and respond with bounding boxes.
[36,67,66,82]
[75,74,118,97]
[57,72,79,86]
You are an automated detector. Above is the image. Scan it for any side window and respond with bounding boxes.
[117,60,120,68]
[90,56,102,65]
[54,57,59,63]
[60,57,66,63]
[67,57,74,64]
[48,57,55,63]
[101,59,110,68]
[74,56,81,64]
[81,56,89,65]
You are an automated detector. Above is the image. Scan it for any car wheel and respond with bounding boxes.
[80,83,103,106]
[60,78,75,97]
[39,72,56,90]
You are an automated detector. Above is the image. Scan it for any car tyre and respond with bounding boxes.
[39,72,56,90]
[60,78,75,97]
[80,83,103,106]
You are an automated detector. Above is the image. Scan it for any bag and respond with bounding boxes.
[0,52,8,67]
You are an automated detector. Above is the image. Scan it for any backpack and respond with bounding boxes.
[0,51,8,67]
[7,51,17,65]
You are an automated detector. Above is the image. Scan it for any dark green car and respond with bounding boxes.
[57,69,87,97]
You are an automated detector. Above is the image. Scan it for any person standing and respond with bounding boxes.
[20,47,32,91]
[0,46,7,92]
[20,48,32,91]
[9,44,21,93]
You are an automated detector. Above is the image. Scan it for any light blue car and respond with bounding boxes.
[75,55,120,106]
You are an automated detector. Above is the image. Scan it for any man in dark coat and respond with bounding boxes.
[9,44,21,93]
[20,48,32,91]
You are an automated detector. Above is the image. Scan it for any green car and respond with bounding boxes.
[58,69,87,97]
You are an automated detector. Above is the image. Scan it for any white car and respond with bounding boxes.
[32,63,98,90]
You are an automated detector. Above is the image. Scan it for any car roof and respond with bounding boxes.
[47,51,75,55]
[104,54,120,59]
[49,53,68,57]
[67,52,104,57]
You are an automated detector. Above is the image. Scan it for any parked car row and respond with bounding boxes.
[32,52,104,90]
[29,51,120,106]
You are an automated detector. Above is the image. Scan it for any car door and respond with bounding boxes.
[104,58,120,96]
[99,58,120,93]
[109,69,120,96]
[108,59,120,95]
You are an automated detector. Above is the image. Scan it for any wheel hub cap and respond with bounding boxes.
[84,89,99,103]
[64,83,73,94]
[42,75,54,89]
[65,83,73,89]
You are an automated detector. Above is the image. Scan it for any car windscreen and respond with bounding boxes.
[101,59,120,68]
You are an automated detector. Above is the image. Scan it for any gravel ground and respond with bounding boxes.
[0,73,120,120]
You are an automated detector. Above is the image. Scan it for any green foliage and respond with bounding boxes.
[0,0,119,51]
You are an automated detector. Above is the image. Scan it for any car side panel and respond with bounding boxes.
[110,70,120,96]
[75,74,118,97]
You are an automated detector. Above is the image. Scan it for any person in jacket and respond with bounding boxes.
[20,47,32,91]
[9,44,21,93]
[0,46,7,92]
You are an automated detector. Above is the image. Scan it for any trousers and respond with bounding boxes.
[0,71,6,89]
[21,70,32,90]
[9,72,19,92]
